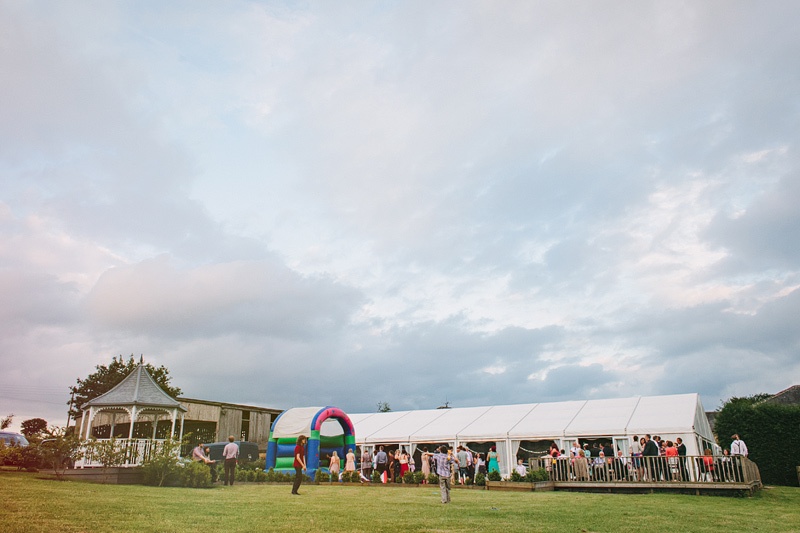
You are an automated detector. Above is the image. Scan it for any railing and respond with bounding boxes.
[75,439,176,468]
[535,455,760,486]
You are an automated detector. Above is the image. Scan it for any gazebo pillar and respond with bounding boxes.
[128,406,138,440]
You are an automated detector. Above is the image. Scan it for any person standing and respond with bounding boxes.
[731,433,748,482]
[375,446,388,482]
[456,446,468,484]
[328,450,340,482]
[420,448,431,483]
[487,446,500,475]
[730,434,748,457]
[676,437,687,481]
[222,436,239,486]
[204,447,217,483]
[345,448,356,473]
[642,434,659,482]
[361,448,373,480]
[291,435,307,495]
[432,446,456,504]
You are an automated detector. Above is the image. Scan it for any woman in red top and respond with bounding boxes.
[291,435,307,495]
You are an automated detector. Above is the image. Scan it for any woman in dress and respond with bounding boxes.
[664,440,679,481]
[487,446,500,474]
[345,448,356,472]
[420,448,431,483]
[329,451,340,481]
[399,448,409,479]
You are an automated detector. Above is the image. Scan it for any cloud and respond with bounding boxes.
[1,1,800,431]
[85,255,365,340]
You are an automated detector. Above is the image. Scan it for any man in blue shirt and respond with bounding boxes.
[432,446,457,503]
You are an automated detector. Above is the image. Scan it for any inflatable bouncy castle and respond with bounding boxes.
[265,406,356,480]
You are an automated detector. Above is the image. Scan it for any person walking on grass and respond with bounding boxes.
[292,435,308,495]
[433,446,457,504]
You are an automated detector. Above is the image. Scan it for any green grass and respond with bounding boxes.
[2,470,799,532]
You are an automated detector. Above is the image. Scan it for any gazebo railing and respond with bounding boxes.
[75,438,178,468]
[535,455,760,486]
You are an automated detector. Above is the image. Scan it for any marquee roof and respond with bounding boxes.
[350,393,713,444]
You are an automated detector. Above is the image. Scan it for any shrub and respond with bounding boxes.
[1,443,42,471]
[371,470,382,483]
[264,468,294,482]
[412,471,426,484]
[526,468,549,482]
[715,395,800,486]
[38,428,83,479]
[510,470,524,482]
[341,470,360,483]
[488,470,502,482]
[402,471,415,484]
[180,460,212,488]
[255,470,267,482]
[427,473,439,484]
[475,472,486,486]
[316,471,331,482]
[140,439,182,487]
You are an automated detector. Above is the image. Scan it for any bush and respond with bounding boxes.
[371,470,382,483]
[264,468,294,482]
[488,470,502,481]
[412,471,426,484]
[316,471,331,482]
[180,461,212,488]
[715,395,800,486]
[140,439,182,487]
[341,470,360,483]
[427,473,439,484]
[510,470,524,482]
[0,443,42,471]
[526,468,549,482]
[402,471,415,484]
[38,429,83,479]
[475,473,486,486]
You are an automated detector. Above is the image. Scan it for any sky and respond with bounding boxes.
[1,0,799,433]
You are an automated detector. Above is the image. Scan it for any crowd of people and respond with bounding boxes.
[361,444,496,485]
[540,434,750,483]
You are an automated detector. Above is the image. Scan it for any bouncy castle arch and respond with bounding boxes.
[265,406,356,480]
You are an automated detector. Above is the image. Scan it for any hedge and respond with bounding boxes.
[714,396,800,486]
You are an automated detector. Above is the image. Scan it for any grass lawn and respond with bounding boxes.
[2,470,799,533]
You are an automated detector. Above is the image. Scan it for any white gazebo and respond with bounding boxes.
[75,359,187,467]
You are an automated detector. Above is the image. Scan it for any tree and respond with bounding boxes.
[69,355,182,419]
[21,418,48,440]
[377,401,391,413]
[1,413,13,430]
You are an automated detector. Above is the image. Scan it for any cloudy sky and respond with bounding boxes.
[2,1,799,432]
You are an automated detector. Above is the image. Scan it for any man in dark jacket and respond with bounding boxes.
[676,437,687,481]
[642,434,660,481]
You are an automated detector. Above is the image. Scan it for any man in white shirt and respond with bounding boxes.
[730,434,748,456]
[222,436,239,486]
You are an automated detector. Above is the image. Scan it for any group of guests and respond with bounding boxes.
[542,433,750,483]
[326,448,364,482]
[191,435,240,486]
[366,444,498,485]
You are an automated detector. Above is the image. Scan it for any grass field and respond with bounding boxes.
[2,470,799,533]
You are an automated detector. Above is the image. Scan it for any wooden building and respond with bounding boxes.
[178,397,283,452]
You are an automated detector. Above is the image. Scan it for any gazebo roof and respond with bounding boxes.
[82,361,186,411]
